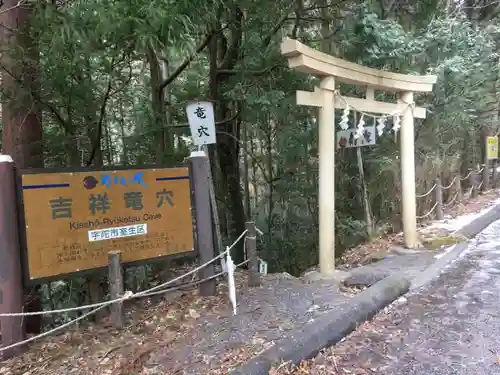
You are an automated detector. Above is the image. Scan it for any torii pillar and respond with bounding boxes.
[281,39,437,275]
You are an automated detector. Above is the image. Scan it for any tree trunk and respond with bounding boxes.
[265,114,274,232]
[103,123,113,165]
[218,126,247,263]
[242,123,251,219]
[118,97,129,165]
[203,5,246,262]
[147,46,167,166]
[65,130,80,167]
[0,0,44,334]
[86,118,104,166]
[250,126,259,209]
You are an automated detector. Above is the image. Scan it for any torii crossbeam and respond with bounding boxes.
[281,38,437,275]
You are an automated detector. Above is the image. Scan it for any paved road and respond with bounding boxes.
[305,220,500,374]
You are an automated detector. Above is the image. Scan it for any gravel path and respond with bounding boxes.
[287,219,500,374]
[143,273,351,375]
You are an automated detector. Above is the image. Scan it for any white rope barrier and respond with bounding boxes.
[416,184,436,198]
[0,230,250,317]
[440,176,457,190]
[416,201,439,219]
[139,259,250,299]
[0,258,254,354]
[0,305,109,353]
[443,191,459,207]
[460,168,483,181]
[418,167,484,209]
[460,170,473,181]
[0,230,256,353]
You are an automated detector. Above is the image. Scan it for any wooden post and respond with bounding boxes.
[481,163,488,193]
[189,151,216,296]
[455,175,463,204]
[470,171,478,199]
[318,77,336,274]
[245,222,260,287]
[434,178,444,220]
[0,155,24,359]
[493,160,498,189]
[399,91,419,248]
[108,251,124,328]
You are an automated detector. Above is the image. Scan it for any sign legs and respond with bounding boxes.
[0,156,24,358]
[189,151,217,296]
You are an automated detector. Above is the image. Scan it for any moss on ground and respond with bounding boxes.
[423,234,467,250]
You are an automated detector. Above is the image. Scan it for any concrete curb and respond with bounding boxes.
[411,202,500,290]
[229,275,410,375]
[455,202,500,238]
[410,242,468,290]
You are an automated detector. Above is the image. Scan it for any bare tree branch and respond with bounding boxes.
[0,60,70,132]
[158,30,217,91]
[216,63,285,77]
[0,0,26,16]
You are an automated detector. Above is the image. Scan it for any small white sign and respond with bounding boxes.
[88,223,148,242]
[258,258,268,276]
[186,101,216,146]
[336,125,376,149]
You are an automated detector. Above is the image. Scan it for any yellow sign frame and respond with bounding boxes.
[18,166,195,282]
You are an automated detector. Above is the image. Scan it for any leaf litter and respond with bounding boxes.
[0,272,254,375]
[271,190,500,375]
[1,190,498,375]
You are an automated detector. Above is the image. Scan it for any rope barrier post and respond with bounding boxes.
[455,175,463,204]
[0,155,24,359]
[493,160,498,189]
[245,222,261,287]
[470,171,478,199]
[481,164,488,194]
[189,151,216,297]
[108,251,124,329]
[434,178,444,220]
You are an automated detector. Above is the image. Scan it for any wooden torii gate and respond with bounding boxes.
[280,38,437,275]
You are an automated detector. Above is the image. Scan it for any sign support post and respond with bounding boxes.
[0,155,24,358]
[189,151,217,296]
[108,250,124,328]
[186,101,224,270]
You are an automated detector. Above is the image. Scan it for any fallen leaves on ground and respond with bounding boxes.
[270,308,405,375]
[274,189,500,375]
[0,272,254,375]
[3,190,500,375]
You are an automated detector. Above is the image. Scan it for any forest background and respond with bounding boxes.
[0,0,497,332]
